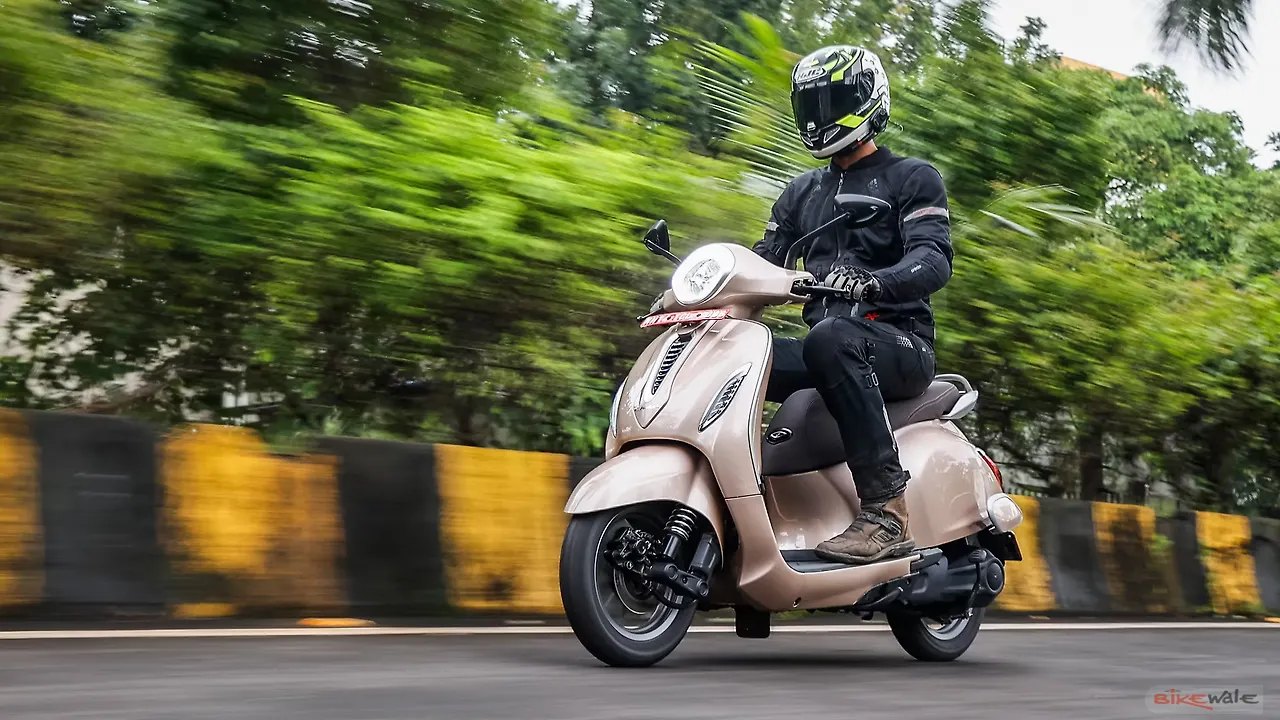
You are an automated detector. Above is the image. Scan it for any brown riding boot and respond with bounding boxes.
[814,494,914,564]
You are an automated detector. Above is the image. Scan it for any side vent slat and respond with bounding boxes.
[651,334,691,393]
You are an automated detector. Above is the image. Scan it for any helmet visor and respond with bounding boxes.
[791,71,876,131]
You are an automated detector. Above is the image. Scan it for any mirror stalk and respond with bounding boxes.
[645,240,681,265]
[783,212,851,270]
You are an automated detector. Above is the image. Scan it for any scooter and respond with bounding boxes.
[558,194,1024,667]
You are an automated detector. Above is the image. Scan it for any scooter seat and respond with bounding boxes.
[887,381,963,430]
[761,381,963,477]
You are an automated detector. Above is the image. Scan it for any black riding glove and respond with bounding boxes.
[824,265,882,302]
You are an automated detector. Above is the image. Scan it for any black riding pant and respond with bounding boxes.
[767,317,936,503]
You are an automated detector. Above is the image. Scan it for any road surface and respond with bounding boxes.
[0,622,1275,719]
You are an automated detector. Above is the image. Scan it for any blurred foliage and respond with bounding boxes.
[161,0,555,119]
[2,0,1279,514]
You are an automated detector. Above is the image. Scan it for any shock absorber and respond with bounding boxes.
[646,506,718,609]
[661,507,698,559]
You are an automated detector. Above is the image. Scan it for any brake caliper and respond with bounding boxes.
[606,527,657,578]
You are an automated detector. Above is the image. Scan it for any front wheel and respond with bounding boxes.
[559,506,697,667]
[887,607,985,662]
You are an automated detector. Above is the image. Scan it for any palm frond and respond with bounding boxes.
[694,14,815,192]
[957,185,1113,241]
[1158,0,1255,72]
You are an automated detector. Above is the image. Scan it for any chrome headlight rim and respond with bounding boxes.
[671,244,736,306]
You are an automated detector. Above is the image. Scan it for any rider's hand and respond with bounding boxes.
[824,265,882,301]
[648,293,666,315]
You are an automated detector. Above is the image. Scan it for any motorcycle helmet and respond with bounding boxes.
[790,45,891,159]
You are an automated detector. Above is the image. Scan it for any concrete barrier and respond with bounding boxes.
[1250,517,1280,613]
[992,495,1055,612]
[0,410,41,613]
[1197,511,1263,615]
[1091,502,1170,613]
[316,437,447,615]
[163,425,344,617]
[1158,514,1210,613]
[1038,498,1111,612]
[1,410,1278,619]
[31,412,163,616]
[435,445,568,615]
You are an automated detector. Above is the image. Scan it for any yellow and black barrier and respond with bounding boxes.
[0,410,41,613]
[1091,502,1171,614]
[1197,511,1264,615]
[312,437,447,615]
[29,411,164,615]
[993,495,1055,612]
[1252,517,1280,613]
[0,410,1278,619]
[163,425,344,618]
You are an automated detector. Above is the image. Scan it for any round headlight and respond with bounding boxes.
[671,245,736,306]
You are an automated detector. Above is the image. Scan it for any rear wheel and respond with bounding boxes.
[559,506,697,667]
[887,607,984,662]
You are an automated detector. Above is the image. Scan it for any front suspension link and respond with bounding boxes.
[607,514,720,611]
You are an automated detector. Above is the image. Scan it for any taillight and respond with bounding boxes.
[979,449,1002,490]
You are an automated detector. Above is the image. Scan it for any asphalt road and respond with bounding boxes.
[1,623,1276,719]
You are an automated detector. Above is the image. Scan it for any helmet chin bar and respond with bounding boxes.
[811,133,866,160]
[801,106,889,160]
[806,125,869,160]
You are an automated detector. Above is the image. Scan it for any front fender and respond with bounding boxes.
[566,443,726,546]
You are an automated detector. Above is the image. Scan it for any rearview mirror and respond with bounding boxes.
[642,219,680,264]
[835,194,892,229]
[643,220,670,253]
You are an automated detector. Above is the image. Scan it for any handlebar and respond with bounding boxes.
[791,281,851,300]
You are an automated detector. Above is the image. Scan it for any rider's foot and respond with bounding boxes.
[814,494,913,564]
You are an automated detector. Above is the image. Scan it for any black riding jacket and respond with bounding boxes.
[752,146,953,343]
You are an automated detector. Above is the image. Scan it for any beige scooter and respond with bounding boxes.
[559,195,1024,667]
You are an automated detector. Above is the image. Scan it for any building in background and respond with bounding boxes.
[1059,56,1130,80]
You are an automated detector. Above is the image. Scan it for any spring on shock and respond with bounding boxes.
[664,507,698,543]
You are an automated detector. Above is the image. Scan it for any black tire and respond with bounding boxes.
[559,507,697,667]
[887,607,985,662]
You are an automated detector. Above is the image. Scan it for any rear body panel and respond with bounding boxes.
[763,421,995,552]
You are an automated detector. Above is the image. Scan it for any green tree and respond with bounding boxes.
[160,0,553,122]
[0,0,218,269]
[4,0,1280,513]
[217,95,763,450]
[935,185,1227,501]
[2,0,765,450]
[894,4,1112,212]
[1099,64,1275,267]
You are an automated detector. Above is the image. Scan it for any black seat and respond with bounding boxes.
[760,381,963,477]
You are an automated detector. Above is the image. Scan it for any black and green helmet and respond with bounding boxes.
[790,45,891,159]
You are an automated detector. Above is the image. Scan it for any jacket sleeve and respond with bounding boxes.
[872,164,954,303]
[753,179,802,267]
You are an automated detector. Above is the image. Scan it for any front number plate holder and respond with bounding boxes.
[640,308,730,328]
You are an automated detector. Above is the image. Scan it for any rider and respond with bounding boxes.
[753,45,953,564]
